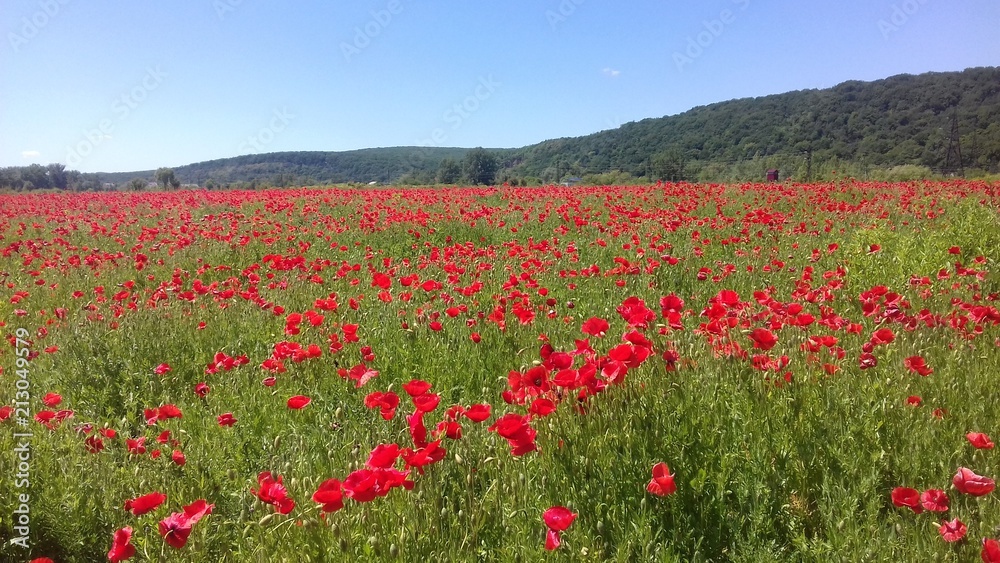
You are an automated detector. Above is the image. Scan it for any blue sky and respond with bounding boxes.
[1,0,998,173]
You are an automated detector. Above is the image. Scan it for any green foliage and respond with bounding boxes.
[155,167,181,190]
[463,148,500,185]
[508,67,1000,181]
[436,158,462,184]
[127,178,148,191]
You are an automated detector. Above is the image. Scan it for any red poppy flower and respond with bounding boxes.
[967,432,995,450]
[401,440,447,473]
[403,379,432,397]
[489,413,538,456]
[859,353,877,369]
[194,383,210,398]
[543,506,577,550]
[126,437,147,456]
[748,328,778,351]
[891,487,922,513]
[528,397,557,417]
[312,478,344,513]
[953,467,996,496]
[367,443,401,469]
[939,518,967,542]
[920,489,949,512]
[364,391,400,421]
[463,403,491,422]
[342,468,378,503]
[984,538,1000,563]
[252,472,295,514]
[42,392,62,407]
[581,317,609,337]
[287,395,311,409]
[85,435,105,453]
[217,412,237,427]
[171,450,186,466]
[124,491,167,516]
[905,395,922,407]
[413,392,441,413]
[904,355,933,376]
[154,363,171,375]
[158,499,213,549]
[470,332,481,343]
[0,405,13,422]
[870,328,895,345]
[108,526,136,562]
[647,462,677,496]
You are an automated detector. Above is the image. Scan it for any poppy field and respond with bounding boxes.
[2,180,1000,562]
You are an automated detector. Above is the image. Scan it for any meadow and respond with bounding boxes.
[1,180,999,562]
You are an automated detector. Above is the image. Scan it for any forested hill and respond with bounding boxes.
[4,66,999,190]
[505,66,1000,181]
[88,147,474,187]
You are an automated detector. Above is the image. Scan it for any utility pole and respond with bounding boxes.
[944,110,964,177]
[970,115,979,172]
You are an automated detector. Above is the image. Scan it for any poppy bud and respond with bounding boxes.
[390,544,399,557]
[258,514,275,526]
[273,436,281,450]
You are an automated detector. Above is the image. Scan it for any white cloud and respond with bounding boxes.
[602,67,621,78]
[21,150,41,160]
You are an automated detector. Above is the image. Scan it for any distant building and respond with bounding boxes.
[766,169,780,182]
[561,177,583,187]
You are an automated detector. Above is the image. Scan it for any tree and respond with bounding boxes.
[463,148,499,185]
[650,147,689,182]
[21,164,50,190]
[155,168,180,190]
[46,163,68,190]
[127,178,148,191]
[436,158,462,184]
[0,167,23,191]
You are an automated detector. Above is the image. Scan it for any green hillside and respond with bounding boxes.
[507,66,1000,182]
